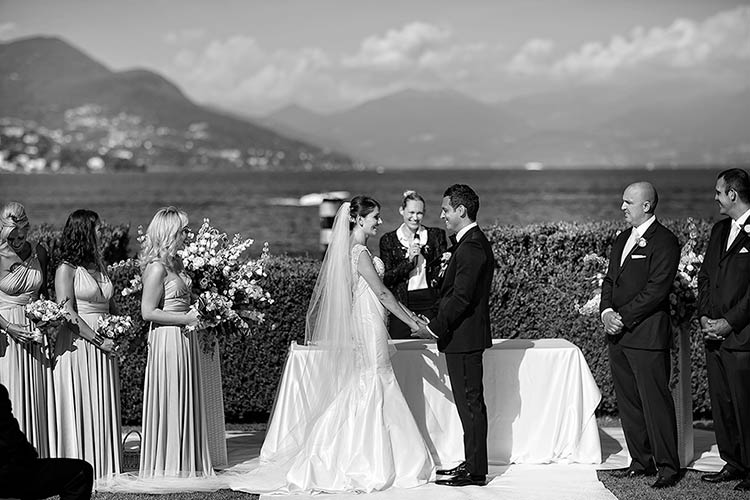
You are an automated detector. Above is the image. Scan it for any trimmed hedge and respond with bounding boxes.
[30,218,715,423]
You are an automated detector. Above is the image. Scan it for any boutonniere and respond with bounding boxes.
[637,237,647,248]
[438,251,452,277]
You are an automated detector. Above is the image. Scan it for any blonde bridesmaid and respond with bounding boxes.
[53,209,122,481]
[0,202,54,456]
[139,206,212,478]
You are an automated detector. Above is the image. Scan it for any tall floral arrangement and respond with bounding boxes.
[178,219,272,351]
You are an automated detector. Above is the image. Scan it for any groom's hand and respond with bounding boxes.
[411,323,435,340]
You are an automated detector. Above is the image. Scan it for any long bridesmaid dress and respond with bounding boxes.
[0,244,54,457]
[139,271,213,478]
[53,264,122,481]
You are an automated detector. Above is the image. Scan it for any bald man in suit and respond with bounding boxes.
[600,182,681,489]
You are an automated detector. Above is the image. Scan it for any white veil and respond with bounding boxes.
[258,201,361,466]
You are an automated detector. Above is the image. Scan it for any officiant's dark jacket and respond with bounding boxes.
[428,225,495,353]
[698,218,750,350]
[380,226,448,304]
[600,221,680,350]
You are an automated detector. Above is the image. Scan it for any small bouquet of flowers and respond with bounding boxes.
[179,219,272,351]
[96,314,134,353]
[24,297,68,355]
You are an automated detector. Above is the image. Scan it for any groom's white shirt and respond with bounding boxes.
[424,221,478,338]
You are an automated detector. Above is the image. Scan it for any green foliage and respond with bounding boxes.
[28,218,716,423]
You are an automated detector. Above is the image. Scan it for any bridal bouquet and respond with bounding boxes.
[96,314,134,353]
[179,218,272,350]
[24,297,68,355]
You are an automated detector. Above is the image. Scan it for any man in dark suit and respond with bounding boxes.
[0,383,93,500]
[600,181,681,489]
[698,168,750,491]
[413,184,495,487]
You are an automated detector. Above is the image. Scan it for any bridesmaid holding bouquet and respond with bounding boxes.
[138,206,213,478]
[53,209,122,481]
[0,201,54,456]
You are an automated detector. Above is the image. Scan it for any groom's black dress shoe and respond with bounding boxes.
[702,468,744,483]
[734,479,750,491]
[436,462,467,476]
[435,473,486,487]
[651,475,679,489]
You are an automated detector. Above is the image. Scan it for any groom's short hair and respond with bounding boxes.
[444,184,479,221]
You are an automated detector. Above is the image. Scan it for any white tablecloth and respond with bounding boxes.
[264,338,602,467]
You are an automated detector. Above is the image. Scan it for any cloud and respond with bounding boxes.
[342,22,453,71]
[163,28,206,45]
[168,22,497,114]
[509,5,750,81]
[0,22,17,40]
[168,7,750,114]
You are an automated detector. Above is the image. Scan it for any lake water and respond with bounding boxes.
[1,168,723,256]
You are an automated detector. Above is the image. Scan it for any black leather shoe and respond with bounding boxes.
[651,475,679,489]
[734,479,750,491]
[702,468,745,483]
[436,462,467,476]
[436,474,486,487]
[614,466,657,478]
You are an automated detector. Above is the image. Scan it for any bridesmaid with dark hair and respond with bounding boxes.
[379,190,448,339]
[53,209,122,482]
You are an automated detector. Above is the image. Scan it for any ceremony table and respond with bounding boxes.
[263,338,602,467]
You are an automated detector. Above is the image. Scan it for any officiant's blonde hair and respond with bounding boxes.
[139,206,188,272]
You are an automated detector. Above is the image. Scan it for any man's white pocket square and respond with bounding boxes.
[631,254,647,260]
[740,247,749,254]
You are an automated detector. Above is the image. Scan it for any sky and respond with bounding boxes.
[2,0,750,115]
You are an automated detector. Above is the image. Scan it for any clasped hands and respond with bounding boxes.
[410,313,434,340]
[700,316,731,341]
[602,310,624,336]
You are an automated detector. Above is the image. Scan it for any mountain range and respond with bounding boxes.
[0,36,353,171]
[263,80,750,168]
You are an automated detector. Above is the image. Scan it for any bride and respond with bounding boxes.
[230,196,434,494]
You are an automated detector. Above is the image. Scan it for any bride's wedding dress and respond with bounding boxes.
[229,211,434,494]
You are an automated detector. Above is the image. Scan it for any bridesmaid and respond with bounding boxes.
[0,201,54,456]
[379,190,448,339]
[53,209,122,481]
[138,206,213,478]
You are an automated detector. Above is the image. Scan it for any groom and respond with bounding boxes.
[413,184,495,487]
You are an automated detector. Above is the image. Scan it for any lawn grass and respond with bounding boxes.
[598,469,747,500]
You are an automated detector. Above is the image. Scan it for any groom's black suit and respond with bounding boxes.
[600,220,680,480]
[428,225,494,477]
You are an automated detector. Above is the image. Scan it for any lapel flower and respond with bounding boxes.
[438,251,452,277]
[637,237,647,248]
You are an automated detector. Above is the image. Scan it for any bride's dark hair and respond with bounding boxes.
[349,195,380,229]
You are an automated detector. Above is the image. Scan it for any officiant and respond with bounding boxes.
[380,190,447,339]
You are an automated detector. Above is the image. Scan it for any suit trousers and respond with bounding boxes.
[0,458,93,500]
[608,343,679,479]
[705,344,750,476]
[445,350,488,476]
